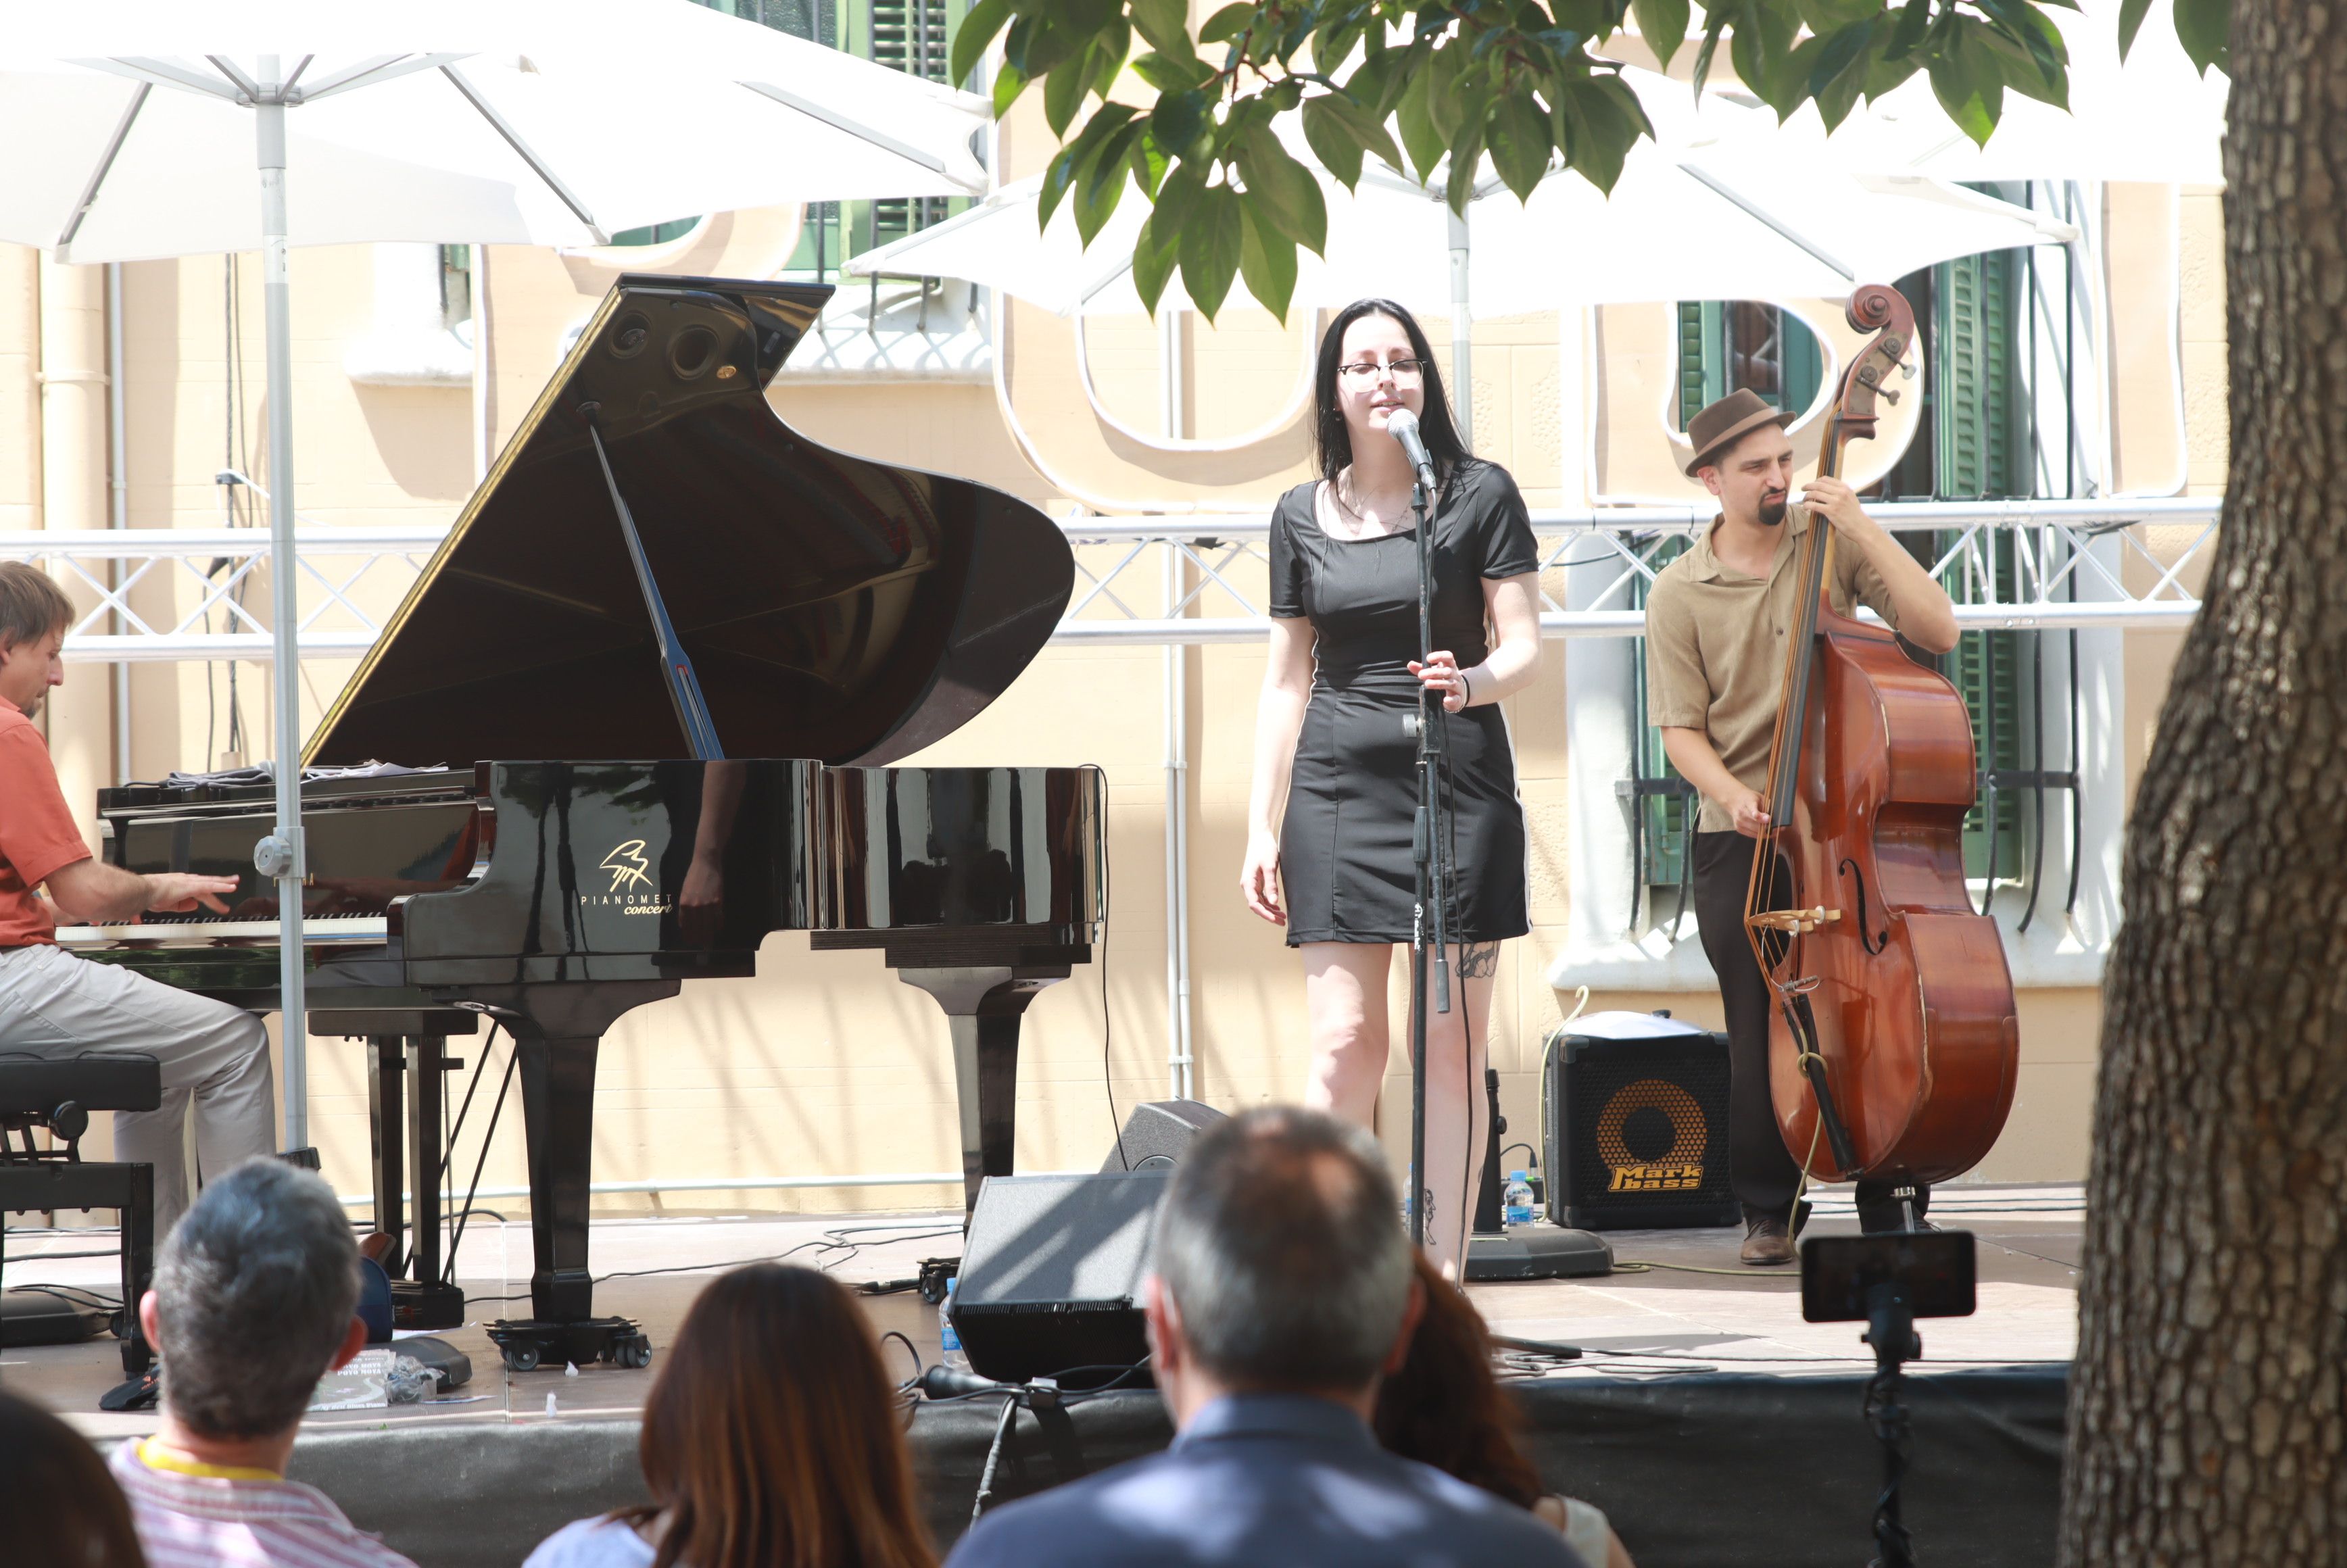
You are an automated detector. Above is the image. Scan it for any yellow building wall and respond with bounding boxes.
[0,168,2222,1215]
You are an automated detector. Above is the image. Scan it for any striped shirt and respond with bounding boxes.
[110,1438,418,1568]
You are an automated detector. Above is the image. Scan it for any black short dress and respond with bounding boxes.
[1269,458,1540,947]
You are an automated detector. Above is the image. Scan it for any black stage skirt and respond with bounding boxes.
[1280,673,1530,946]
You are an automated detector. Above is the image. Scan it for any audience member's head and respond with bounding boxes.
[140,1156,365,1442]
[0,1389,147,1568]
[1374,1250,1545,1507]
[621,1264,934,1568]
[1149,1105,1420,1411]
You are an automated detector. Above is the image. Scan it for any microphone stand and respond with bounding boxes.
[1407,470,1452,1250]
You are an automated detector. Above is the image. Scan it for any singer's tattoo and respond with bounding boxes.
[1459,941,1501,979]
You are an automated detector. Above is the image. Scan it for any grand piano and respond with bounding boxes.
[57,276,1104,1370]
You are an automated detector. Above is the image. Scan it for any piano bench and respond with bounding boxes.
[0,1052,162,1377]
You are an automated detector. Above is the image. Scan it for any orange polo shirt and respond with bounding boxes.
[0,704,93,946]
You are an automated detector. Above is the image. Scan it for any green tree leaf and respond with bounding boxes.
[1153,160,1208,238]
[1927,26,2003,145]
[1236,125,1330,253]
[1632,0,1691,70]
[1039,105,1135,230]
[1130,0,1196,59]
[1305,89,1407,183]
[1237,199,1300,322]
[1302,95,1368,187]
[1132,209,1182,315]
[1076,123,1144,244]
[1132,49,1215,92]
[1044,49,1092,137]
[1199,2,1256,43]
[1691,4,1733,94]
[2173,0,2229,74]
[1396,64,1447,182]
[1886,0,1931,59]
[1444,111,1489,212]
[2116,0,2155,57]
[1178,185,1247,319]
[950,0,1015,88]
[1152,89,1213,162]
[992,61,1029,118]
[1487,89,1553,202]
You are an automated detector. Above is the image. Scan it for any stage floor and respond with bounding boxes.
[3,1182,2080,1433]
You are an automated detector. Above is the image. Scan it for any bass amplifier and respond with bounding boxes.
[1543,1012,1740,1231]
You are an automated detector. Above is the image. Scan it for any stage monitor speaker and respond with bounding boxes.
[952,1171,1171,1386]
[1545,1012,1741,1231]
[1101,1099,1227,1173]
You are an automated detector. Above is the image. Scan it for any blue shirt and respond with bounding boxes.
[944,1392,1586,1568]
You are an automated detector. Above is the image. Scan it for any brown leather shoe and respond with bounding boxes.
[1740,1215,1796,1266]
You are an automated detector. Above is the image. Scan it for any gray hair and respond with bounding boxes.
[1155,1106,1413,1392]
[153,1158,360,1440]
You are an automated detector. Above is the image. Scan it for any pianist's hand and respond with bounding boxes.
[1240,831,1285,925]
[145,873,239,915]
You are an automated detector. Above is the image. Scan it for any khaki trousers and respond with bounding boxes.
[0,942,274,1235]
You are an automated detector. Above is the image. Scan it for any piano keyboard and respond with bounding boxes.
[53,916,391,946]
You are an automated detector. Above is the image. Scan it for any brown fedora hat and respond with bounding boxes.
[1683,387,1794,477]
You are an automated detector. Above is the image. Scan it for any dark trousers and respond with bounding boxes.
[1690,831,1927,1230]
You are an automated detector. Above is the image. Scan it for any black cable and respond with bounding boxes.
[443,1024,516,1287]
[1096,764,1127,1171]
[5,1282,122,1311]
[880,1329,924,1385]
[1499,1142,1537,1171]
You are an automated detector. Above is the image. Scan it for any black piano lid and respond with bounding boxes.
[305,276,1074,771]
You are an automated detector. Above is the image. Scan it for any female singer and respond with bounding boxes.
[1242,298,1543,1273]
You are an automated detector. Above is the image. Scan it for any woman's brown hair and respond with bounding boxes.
[623,1264,936,1568]
[1373,1250,1546,1508]
[0,1388,147,1568]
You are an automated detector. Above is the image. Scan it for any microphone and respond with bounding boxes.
[1385,408,1438,493]
[917,1363,1005,1400]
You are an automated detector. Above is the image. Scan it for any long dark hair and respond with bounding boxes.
[0,1390,147,1568]
[1314,298,1473,484]
[1374,1251,1546,1509]
[623,1265,935,1568]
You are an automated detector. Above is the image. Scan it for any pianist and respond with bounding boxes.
[0,562,275,1235]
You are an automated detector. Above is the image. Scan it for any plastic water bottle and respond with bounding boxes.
[939,1277,971,1372]
[1503,1170,1537,1229]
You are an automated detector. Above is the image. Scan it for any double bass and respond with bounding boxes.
[1744,283,2019,1192]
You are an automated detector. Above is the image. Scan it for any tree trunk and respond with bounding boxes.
[2059,2,2347,1559]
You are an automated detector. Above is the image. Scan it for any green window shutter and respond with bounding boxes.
[1631,537,1695,895]
[1931,249,2029,882]
[1676,302,1724,428]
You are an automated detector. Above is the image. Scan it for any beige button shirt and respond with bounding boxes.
[1643,508,1902,833]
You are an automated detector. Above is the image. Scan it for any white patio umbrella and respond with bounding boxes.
[0,1,991,1148]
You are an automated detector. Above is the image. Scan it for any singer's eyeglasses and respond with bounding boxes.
[1337,358,1428,384]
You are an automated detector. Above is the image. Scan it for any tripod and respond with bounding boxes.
[1861,1280,1921,1568]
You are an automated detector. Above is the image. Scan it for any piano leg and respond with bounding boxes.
[895,966,1072,1215]
[405,1034,445,1285]
[515,1034,600,1324]
[366,1038,405,1265]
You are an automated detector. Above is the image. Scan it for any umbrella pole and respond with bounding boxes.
[1447,207,1472,446]
[252,60,308,1153]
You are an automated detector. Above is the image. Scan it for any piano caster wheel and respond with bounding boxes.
[611,1333,652,1370]
[503,1342,541,1373]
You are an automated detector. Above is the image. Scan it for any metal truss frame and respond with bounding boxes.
[0,497,2217,663]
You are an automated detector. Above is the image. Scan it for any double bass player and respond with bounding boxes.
[1643,389,1962,1266]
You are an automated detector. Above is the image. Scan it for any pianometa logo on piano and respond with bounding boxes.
[594,839,671,914]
